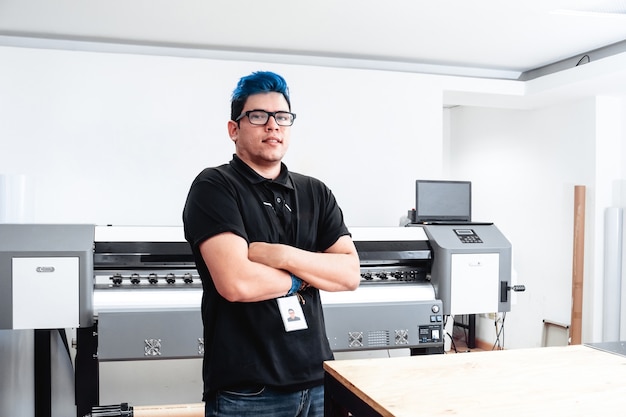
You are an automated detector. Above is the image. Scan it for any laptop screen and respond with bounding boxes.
[415,180,471,223]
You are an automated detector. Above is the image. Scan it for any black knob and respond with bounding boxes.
[111,274,123,286]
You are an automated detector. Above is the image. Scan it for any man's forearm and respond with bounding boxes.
[248,239,360,292]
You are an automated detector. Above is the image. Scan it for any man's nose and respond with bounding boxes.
[265,115,280,129]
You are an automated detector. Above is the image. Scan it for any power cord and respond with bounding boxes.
[492,312,506,350]
[444,315,458,353]
[576,54,590,66]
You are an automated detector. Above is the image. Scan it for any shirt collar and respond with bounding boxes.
[230,154,294,190]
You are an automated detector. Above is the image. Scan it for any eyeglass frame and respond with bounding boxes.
[235,109,297,126]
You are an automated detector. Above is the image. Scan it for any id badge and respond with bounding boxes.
[277,296,308,332]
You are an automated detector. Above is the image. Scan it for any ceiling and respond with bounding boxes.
[1,0,626,82]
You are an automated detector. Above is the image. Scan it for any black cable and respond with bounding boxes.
[576,54,590,66]
[501,312,506,348]
[448,333,457,353]
[451,315,475,352]
[492,312,506,350]
[492,320,499,350]
[445,315,458,353]
[459,317,467,350]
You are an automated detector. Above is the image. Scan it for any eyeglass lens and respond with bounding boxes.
[247,111,295,126]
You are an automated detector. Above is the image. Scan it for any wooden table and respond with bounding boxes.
[324,345,626,416]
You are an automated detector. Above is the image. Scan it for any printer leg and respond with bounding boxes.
[75,324,99,417]
[467,314,476,349]
[34,329,52,417]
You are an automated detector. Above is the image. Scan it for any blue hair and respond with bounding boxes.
[230,71,291,121]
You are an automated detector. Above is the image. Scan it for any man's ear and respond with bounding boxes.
[227,120,238,143]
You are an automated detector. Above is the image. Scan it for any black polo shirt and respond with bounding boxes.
[182,154,350,397]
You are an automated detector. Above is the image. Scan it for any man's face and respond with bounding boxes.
[228,92,291,174]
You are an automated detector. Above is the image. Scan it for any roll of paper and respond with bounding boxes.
[0,174,31,223]
[603,207,623,342]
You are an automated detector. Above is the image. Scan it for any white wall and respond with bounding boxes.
[446,97,626,348]
[0,45,443,228]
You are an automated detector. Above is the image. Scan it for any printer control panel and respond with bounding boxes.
[454,229,483,244]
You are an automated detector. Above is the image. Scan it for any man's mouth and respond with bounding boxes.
[263,137,282,143]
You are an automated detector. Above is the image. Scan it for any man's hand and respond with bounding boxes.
[248,242,288,270]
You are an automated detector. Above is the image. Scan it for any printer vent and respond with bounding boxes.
[367,330,390,347]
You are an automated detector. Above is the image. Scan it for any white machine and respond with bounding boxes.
[0,224,94,417]
[0,222,516,416]
[0,224,94,330]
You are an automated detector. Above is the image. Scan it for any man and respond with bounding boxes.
[287,308,300,322]
[182,71,360,417]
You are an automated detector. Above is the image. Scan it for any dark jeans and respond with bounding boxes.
[205,384,324,417]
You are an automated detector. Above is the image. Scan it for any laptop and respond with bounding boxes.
[413,179,492,225]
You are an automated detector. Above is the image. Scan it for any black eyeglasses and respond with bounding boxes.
[235,110,296,126]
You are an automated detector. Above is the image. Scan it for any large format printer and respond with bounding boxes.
[0,222,514,416]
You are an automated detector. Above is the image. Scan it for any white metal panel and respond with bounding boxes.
[450,253,499,315]
[12,257,79,329]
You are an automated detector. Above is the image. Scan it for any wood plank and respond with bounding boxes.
[324,345,626,416]
[570,185,586,345]
[134,403,204,417]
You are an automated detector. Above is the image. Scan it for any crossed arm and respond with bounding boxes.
[199,232,361,303]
